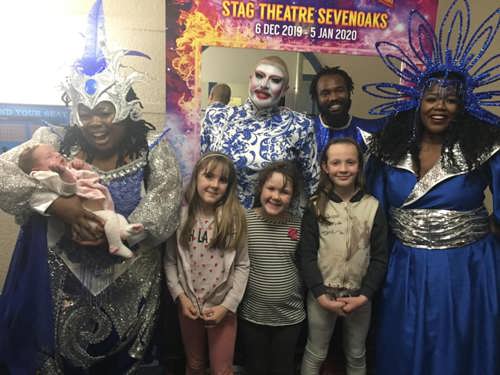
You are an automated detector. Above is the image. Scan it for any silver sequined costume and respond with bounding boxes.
[0,126,181,373]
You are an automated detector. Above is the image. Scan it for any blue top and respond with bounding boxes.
[314,115,386,157]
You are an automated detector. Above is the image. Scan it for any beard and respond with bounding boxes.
[318,97,352,128]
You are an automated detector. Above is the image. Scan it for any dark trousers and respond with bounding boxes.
[239,319,303,375]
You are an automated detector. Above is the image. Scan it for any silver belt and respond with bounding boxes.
[390,207,489,249]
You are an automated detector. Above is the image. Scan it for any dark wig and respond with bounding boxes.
[309,66,354,102]
[369,109,500,173]
[59,117,155,167]
[370,70,500,172]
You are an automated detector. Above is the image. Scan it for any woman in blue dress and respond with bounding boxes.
[367,77,500,374]
[0,1,181,373]
[361,1,500,373]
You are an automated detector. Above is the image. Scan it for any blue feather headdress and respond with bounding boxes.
[62,0,151,127]
[363,0,500,125]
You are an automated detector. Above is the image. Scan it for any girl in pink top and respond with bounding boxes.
[165,152,249,375]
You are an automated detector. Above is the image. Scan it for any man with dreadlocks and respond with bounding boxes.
[309,66,386,157]
[363,1,500,374]
[0,1,181,373]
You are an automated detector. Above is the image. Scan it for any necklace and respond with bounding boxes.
[317,115,352,154]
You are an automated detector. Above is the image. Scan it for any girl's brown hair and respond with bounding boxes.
[179,152,246,251]
[313,138,364,224]
[252,160,302,209]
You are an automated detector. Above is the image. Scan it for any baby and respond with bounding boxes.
[18,143,143,258]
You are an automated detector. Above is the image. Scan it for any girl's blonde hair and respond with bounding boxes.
[179,152,246,251]
[313,138,364,224]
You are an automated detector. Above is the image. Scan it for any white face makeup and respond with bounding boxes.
[248,63,288,109]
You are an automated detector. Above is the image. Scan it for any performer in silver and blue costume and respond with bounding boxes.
[201,56,319,208]
[363,0,500,373]
[0,1,181,373]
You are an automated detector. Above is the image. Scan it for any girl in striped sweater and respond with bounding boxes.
[238,161,305,375]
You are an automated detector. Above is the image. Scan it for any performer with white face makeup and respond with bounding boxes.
[248,62,287,109]
[202,56,319,209]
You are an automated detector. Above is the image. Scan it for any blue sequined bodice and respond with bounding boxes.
[105,167,144,218]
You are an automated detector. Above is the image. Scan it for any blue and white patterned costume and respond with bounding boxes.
[314,115,386,156]
[201,99,319,208]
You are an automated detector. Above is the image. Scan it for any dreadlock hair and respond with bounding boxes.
[312,137,364,225]
[309,66,354,102]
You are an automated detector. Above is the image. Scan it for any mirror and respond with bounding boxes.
[200,46,395,119]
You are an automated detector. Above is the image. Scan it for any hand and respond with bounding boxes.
[178,294,199,320]
[49,161,76,183]
[337,295,368,314]
[69,158,87,170]
[317,294,346,316]
[202,305,228,326]
[48,160,67,175]
[48,195,105,244]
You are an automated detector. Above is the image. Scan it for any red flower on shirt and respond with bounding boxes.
[288,228,299,241]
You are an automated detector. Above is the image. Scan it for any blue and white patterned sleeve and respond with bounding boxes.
[296,115,319,198]
[200,105,230,154]
[200,107,214,154]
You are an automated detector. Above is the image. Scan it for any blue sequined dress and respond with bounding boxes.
[367,145,500,375]
[0,127,181,374]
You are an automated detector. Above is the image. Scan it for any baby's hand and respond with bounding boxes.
[70,158,87,170]
[48,160,67,175]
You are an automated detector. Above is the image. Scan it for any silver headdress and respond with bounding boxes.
[61,0,150,127]
[363,0,500,125]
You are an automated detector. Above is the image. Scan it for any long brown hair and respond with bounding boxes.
[179,152,246,251]
[313,138,364,224]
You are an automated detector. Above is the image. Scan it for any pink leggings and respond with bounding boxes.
[178,309,236,375]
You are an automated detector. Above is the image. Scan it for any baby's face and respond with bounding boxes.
[32,144,67,171]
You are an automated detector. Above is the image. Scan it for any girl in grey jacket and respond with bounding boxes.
[298,138,388,375]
